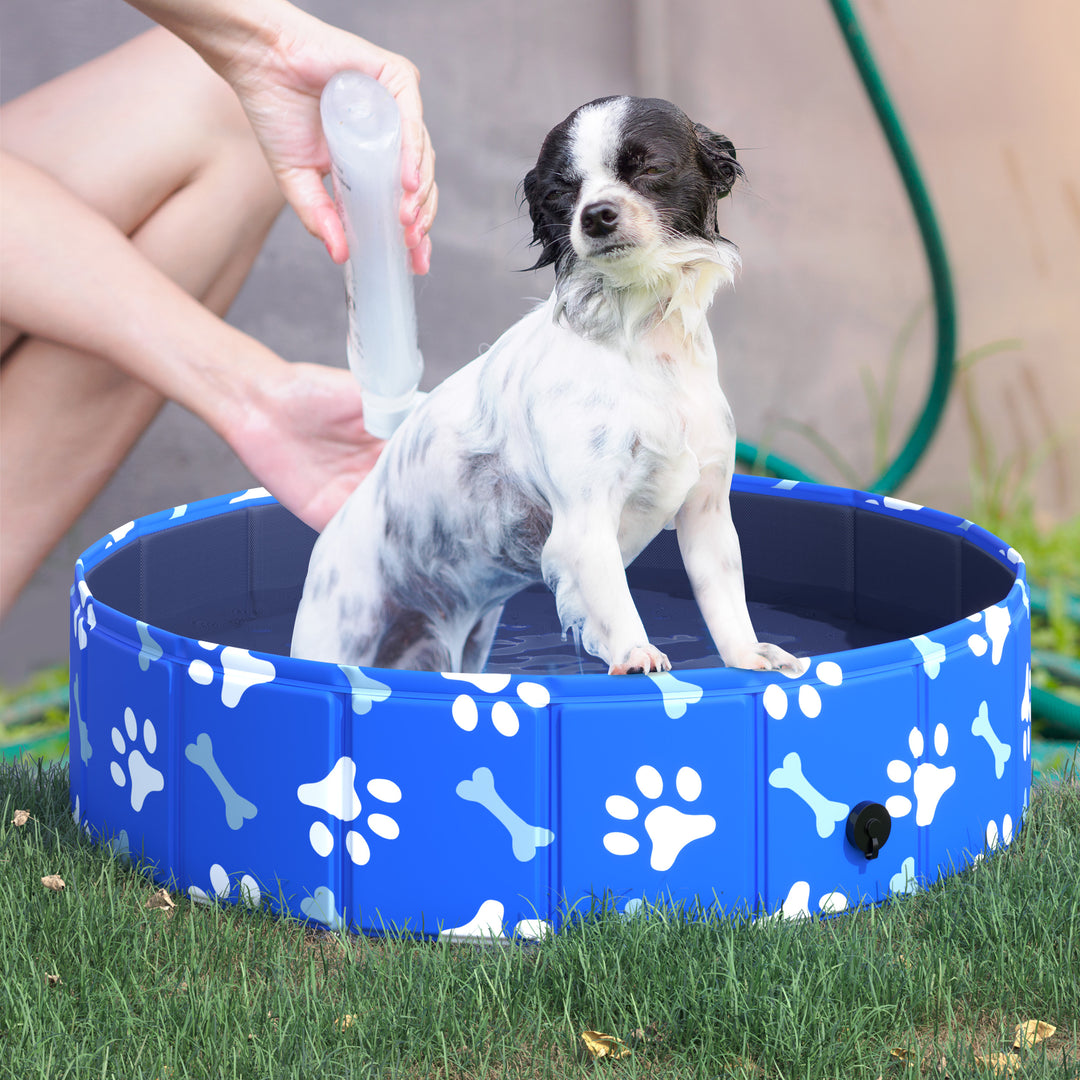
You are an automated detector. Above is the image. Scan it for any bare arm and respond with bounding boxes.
[1,150,382,530]
[124,0,436,271]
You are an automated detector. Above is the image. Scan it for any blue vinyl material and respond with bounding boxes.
[69,476,1031,938]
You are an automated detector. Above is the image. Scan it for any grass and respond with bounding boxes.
[2,758,1079,1079]
[0,666,69,763]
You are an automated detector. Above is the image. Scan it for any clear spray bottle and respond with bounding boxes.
[320,71,423,439]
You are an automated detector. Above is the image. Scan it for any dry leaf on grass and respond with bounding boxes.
[41,875,65,891]
[1014,1019,1056,1050]
[13,810,31,827]
[336,1014,356,1031]
[45,973,61,987]
[889,1047,911,1063]
[581,1030,631,1060]
[146,889,176,913]
[974,1051,1021,1076]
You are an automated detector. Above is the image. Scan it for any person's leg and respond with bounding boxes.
[0,29,284,616]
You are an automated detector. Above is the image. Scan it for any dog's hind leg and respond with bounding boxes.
[373,610,453,672]
[460,605,504,674]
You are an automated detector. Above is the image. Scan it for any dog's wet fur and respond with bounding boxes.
[291,95,805,678]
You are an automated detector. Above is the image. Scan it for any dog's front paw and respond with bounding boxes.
[608,644,672,676]
[726,643,809,677]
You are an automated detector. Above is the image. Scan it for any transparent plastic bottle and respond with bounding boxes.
[320,71,423,438]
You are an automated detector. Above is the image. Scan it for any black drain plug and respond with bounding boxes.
[846,801,892,860]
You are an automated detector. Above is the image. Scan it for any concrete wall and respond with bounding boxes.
[2,0,1077,680]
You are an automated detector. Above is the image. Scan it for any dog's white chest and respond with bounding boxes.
[611,364,727,558]
[616,443,699,559]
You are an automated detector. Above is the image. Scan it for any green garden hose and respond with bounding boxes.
[735,0,956,495]
[735,0,1080,749]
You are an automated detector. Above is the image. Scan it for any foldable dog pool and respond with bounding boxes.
[69,475,1031,937]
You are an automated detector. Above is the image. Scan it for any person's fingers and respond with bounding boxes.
[409,232,432,275]
[374,55,434,276]
[376,52,437,272]
[319,204,349,265]
[378,55,426,195]
[404,180,437,250]
[400,125,436,225]
[279,165,348,263]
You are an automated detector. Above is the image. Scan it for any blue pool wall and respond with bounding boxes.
[69,475,1031,938]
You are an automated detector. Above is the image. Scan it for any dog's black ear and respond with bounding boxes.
[694,123,744,199]
[522,167,544,239]
[521,166,561,271]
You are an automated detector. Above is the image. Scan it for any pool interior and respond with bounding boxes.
[84,492,1017,675]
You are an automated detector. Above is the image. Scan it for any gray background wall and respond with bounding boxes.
[3,0,1078,681]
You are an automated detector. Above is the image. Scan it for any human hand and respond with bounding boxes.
[226,362,386,532]
[127,0,436,272]
[227,13,436,273]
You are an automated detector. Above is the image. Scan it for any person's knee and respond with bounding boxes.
[144,29,282,215]
[190,81,284,225]
[227,135,286,225]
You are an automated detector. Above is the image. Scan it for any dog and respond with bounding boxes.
[291,95,804,677]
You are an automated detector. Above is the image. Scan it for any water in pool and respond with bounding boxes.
[486,582,894,674]
[174,572,897,675]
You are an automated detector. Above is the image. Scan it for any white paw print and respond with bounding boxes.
[301,885,344,931]
[963,814,1016,868]
[69,797,92,840]
[754,881,849,925]
[890,855,919,895]
[104,829,131,864]
[187,642,276,708]
[603,765,715,871]
[434,898,553,942]
[966,605,1011,664]
[984,814,1014,854]
[189,862,261,907]
[886,724,956,827]
[444,673,550,737]
[762,660,843,720]
[110,707,165,812]
[298,757,401,866]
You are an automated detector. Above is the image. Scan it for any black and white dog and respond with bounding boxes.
[292,95,804,677]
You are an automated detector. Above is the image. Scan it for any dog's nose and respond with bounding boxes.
[580,200,620,238]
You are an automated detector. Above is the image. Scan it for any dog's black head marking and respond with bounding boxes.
[523,96,744,273]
